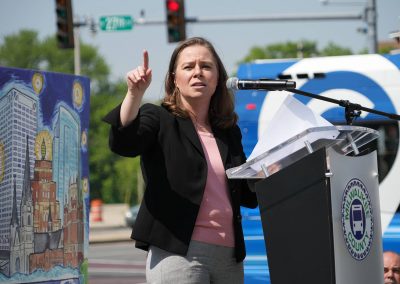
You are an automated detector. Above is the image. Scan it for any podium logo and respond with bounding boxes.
[341,178,374,261]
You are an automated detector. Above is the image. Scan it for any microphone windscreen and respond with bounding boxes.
[226,77,238,90]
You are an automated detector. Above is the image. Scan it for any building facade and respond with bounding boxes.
[0,88,38,252]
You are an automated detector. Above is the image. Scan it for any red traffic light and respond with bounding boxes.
[167,0,180,12]
[165,0,186,43]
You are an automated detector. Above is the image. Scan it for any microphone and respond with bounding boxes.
[226,77,296,91]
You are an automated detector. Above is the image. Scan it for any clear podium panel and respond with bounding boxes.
[226,125,379,179]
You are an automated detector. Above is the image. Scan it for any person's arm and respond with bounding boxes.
[103,50,158,157]
[230,125,259,208]
[120,50,152,126]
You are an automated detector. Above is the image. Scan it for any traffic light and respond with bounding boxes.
[165,0,186,43]
[55,0,74,49]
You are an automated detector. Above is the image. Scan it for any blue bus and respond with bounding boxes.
[234,53,400,283]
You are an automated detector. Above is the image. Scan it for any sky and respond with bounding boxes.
[1,0,399,102]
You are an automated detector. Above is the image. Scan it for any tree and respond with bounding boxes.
[263,40,319,59]
[321,42,353,56]
[240,46,269,63]
[89,88,141,204]
[0,29,110,94]
[0,30,43,69]
[238,40,354,64]
[0,29,141,204]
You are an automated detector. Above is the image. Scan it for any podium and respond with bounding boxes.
[227,126,384,284]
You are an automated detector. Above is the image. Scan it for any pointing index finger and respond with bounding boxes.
[143,50,149,71]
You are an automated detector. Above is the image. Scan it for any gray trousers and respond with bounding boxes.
[146,240,244,284]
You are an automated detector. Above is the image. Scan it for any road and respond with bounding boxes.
[89,241,147,284]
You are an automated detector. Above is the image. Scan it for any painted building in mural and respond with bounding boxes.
[10,139,35,275]
[0,88,38,254]
[0,67,90,283]
[52,103,81,221]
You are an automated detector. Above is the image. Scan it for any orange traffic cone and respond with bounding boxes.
[90,199,103,222]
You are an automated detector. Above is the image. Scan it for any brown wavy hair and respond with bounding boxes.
[162,37,238,129]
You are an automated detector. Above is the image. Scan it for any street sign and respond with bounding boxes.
[99,15,133,31]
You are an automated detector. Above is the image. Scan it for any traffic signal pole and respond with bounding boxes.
[136,9,378,53]
[135,12,362,25]
[186,12,363,23]
[62,0,377,75]
[74,26,80,75]
[73,18,97,75]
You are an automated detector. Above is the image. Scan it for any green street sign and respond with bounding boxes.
[100,15,133,31]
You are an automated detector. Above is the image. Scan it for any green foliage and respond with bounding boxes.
[80,258,89,284]
[265,40,319,59]
[89,91,141,205]
[239,40,354,64]
[0,30,43,69]
[0,30,110,95]
[378,45,395,55]
[358,47,369,54]
[358,45,394,55]
[0,29,140,204]
[39,36,75,73]
[321,42,353,56]
[241,46,268,63]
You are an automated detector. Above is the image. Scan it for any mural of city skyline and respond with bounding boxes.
[0,67,90,283]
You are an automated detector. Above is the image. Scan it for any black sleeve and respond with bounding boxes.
[102,103,160,157]
[240,179,258,208]
[231,125,258,209]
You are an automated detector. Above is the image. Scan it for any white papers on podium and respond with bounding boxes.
[247,94,339,172]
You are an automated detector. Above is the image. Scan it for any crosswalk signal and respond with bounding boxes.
[165,0,186,43]
[55,0,74,49]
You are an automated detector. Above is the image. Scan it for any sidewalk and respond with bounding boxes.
[89,203,133,243]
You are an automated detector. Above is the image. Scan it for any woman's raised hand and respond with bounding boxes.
[126,50,152,97]
[120,50,152,126]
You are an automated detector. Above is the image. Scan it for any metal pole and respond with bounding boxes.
[74,26,81,75]
[135,12,363,26]
[186,12,363,23]
[366,0,378,53]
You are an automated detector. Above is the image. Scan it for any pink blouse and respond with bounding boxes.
[191,130,235,248]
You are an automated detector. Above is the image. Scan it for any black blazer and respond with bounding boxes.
[103,103,258,262]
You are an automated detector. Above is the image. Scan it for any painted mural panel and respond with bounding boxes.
[0,67,90,283]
